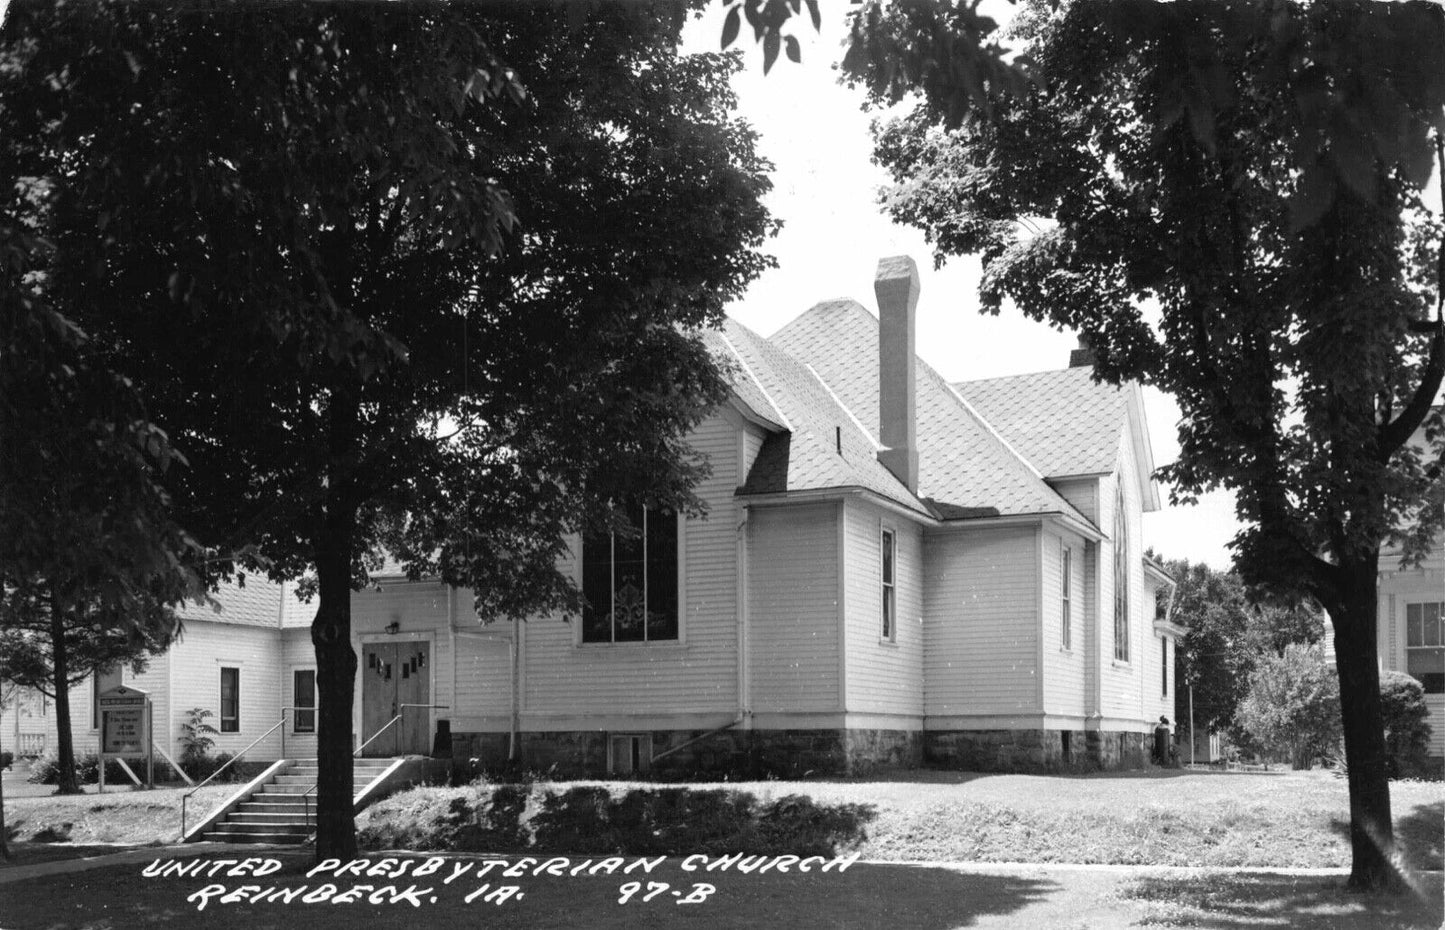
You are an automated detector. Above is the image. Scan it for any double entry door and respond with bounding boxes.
[360,641,431,757]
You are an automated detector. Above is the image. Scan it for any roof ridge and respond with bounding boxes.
[718,326,793,431]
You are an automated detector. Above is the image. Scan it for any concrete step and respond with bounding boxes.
[239,801,312,815]
[252,783,314,795]
[203,829,309,845]
[215,820,313,835]
[229,812,316,826]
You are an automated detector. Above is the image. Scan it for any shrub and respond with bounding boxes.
[26,750,131,785]
[1379,671,1434,780]
[1236,644,1341,769]
[0,750,12,771]
[181,750,248,783]
[359,784,875,856]
[179,708,218,764]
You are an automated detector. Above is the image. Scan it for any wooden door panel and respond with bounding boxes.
[361,643,398,757]
[397,642,430,754]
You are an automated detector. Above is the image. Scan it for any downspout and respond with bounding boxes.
[509,617,520,760]
[737,502,751,730]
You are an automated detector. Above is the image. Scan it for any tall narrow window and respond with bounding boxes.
[1113,482,1130,661]
[220,667,240,732]
[1061,546,1073,650]
[583,507,679,644]
[293,669,316,733]
[881,529,897,640]
[1161,638,1169,696]
[1406,602,1444,694]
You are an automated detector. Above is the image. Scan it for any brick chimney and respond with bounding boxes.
[875,255,919,492]
[1069,334,1096,367]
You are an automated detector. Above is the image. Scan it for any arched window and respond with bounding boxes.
[1113,480,1130,661]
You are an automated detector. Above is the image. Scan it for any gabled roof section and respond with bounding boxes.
[769,301,1095,525]
[176,577,283,628]
[719,315,933,517]
[954,366,1161,511]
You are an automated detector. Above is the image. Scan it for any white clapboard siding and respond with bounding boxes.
[924,524,1040,716]
[747,501,841,713]
[1378,551,1445,758]
[1100,426,1148,721]
[521,411,740,717]
[842,498,924,716]
[1041,526,1088,717]
[1050,476,1099,525]
[167,620,284,759]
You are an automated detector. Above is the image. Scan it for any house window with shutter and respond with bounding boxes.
[582,507,680,644]
[220,667,240,732]
[1406,602,1444,694]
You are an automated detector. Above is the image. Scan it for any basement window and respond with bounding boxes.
[609,733,650,775]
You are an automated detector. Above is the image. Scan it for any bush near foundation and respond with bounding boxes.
[1379,671,1435,780]
[358,784,875,857]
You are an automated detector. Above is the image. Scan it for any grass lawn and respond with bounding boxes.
[4,784,237,859]
[1,854,1440,929]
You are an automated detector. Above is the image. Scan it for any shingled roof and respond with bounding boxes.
[763,301,1094,526]
[710,318,933,517]
[952,366,1130,479]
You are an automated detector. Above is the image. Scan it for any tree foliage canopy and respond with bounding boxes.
[1167,558,1321,735]
[2,0,775,853]
[843,0,1444,890]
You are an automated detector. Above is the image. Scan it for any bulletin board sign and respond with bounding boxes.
[98,684,153,788]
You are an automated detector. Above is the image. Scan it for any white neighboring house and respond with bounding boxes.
[1377,411,1445,767]
[4,255,1184,777]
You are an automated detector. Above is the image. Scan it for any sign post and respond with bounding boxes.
[98,685,152,790]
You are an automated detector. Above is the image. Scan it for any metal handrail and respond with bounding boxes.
[180,709,295,838]
[353,703,450,757]
[300,703,449,837]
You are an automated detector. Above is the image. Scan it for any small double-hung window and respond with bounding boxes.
[582,507,680,644]
[881,529,896,641]
[1407,602,1444,694]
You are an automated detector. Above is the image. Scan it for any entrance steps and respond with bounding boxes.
[187,758,402,845]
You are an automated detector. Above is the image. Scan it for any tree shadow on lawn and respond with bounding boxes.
[1327,801,1443,871]
[1117,872,1444,929]
[1,858,1061,930]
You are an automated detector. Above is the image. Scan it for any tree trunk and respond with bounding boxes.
[1329,557,1400,892]
[49,591,81,795]
[312,502,358,862]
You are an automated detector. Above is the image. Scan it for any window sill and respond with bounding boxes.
[877,638,899,648]
[1111,659,1132,669]
[576,640,686,650]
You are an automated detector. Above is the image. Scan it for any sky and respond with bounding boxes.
[679,7,1242,569]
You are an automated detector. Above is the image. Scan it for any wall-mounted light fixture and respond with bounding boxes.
[384,621,401,635]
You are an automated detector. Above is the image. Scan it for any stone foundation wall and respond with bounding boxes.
[451,726,1147,777]
[450,727,917,779]
[925,728,1149,773]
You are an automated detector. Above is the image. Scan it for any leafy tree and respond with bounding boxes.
[0,584,178,794]
[4,3,774,858]
[849,0,1445,890]
[1236,644,1342,769]
[1168,558,1321,737]
[1378,671,1433,780]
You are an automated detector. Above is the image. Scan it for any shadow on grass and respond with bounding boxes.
[1328,800,1444,872]
[0,858,1059,930]
[1117,872,1444,930]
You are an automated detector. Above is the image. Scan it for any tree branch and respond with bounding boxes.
[1378,320,1445,460]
